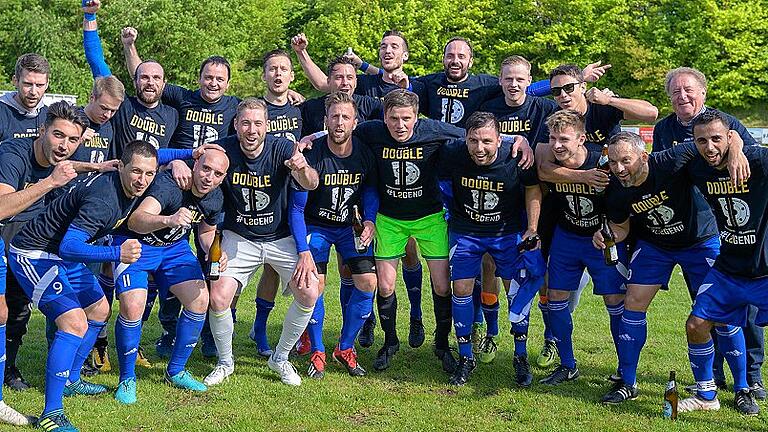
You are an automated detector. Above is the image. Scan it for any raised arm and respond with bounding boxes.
[121,26,142,80]
[586,88,658,123]
[535,143,609,189]
[82,0,111,78]
[291,33,331,93]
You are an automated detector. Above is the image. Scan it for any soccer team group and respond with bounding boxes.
[0,1,765,430]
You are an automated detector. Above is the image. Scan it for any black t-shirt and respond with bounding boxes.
[300,94,383,137]
[110,96,178,158]
[652,107,756,152]
[266,100,302,143]
[162,84,239,149]
[548,150,606,236]
[583,102,624,146]
[416,73,501,127]
[606,143,717,249]
[0,137,53,222]
[685,145,768,278]
[12,172,137,254]
[440,139,538,236]
[303,136,377,227]
[353,119,464,220]
[218,134,297,241]
[355,74,426,101]
[480,95,559,148]
[70,109,114,164]
[0,102,48,140]
[130,171,223,246]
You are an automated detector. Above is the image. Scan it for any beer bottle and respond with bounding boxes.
[352,205,367,253]
[663,370,678,420]
[209,230,222,280]
[601,216,619,266]
[594,143,610,194]
[517,234,540,253]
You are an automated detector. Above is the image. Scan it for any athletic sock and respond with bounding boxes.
[307,294,326,353]
[539,295,554,340]
[209,309,234,366]
[688,340,717,400]
[715,325,748,392]
[452,294,474,358]
[377,292,399,346]
[115,315,142,382]
[339,277,354,315]
[472,279,484,324]
[511,315,530,357]
[252,297,275,352]
[274,300,314,362]
[619,310,647,387]
[403,263,423,320]
[68,320,106,383]
[339,288,374,350]
[44,331,83,415]
[548,299,576,369]
[432,290,452,350]
[606,301,625,376]
[167,309,206,376]
[481,292,499,337]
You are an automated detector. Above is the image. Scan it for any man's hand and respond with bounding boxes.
[726,130,750,185]
[120,239,142,264]
[79,128,96,146]
[583,61,612,83]
[583,168,610,189]
[296,135,315,152]
[121,27,138,46]
[97,159,120,173]
[342,48,364,68]
[388,71,409,89]
[192,143,226,160]
[292,250,319,290]
[592,229,606,250]
[291,33,308,53]
[218,251,228,273]
[82,0,101,14]
[521,229,540,250]
[166,207,193,229]
[285,146,309,172]
[287,89,305,105]
[48,161,77,188]
[360,221,375,247]
[510,135,534,169]
[169,160,192,190]
[586,87,613,105]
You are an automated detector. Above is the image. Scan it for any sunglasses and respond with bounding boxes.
[551,82,581,96]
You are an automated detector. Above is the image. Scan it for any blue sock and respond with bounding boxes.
[688,340,717,400]
[403,263,423,320]
[619,310,647,387]
[307,294,325,353]
[339,277,354,316]
[69,320,106,383]
[0,324,5,401]
[715,325,748,391]
[606,301,624,377]
[511,316,530,357]
[472,279,484,324]
[167,309,206,376]
[44,331,83,415]
[231,307,237,323]
[252,297,274,352]
[452,295,474,358]
[548,299,576,369]
[339,288,374,350]
[115,315,142,382]
[539,299,554,340]
[482,301,499,337]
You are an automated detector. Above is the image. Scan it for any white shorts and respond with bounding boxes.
[221,230,297,295]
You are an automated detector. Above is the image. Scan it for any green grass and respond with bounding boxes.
[8,263,768,431]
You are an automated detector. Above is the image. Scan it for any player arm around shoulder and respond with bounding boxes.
[285,144,319,190]
[0,160,75,221]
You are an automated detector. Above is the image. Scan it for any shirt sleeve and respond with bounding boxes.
[69,195,116,239]
[161,84,187,109]
[519,164,539,187]
[0,151,27,190]
[730,116,758,146]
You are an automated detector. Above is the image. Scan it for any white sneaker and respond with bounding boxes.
[203,363,234,386]
[678,395,721,413]
[268,355,302,386]
[0,400,35,425]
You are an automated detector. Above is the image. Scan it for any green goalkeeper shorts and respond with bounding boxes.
[374,211,448,260]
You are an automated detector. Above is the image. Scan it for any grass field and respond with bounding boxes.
[7,262,768,432]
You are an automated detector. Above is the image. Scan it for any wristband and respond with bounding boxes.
[360,61,370,72]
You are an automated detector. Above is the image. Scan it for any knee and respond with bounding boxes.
[686,316,712,341]
[59,314,88,337]
[548,289,569,302]
[89,300,111,322]
[189,289,210,314]
[294,285,319,307]
[356,275,377,293]
[209,290,231,312]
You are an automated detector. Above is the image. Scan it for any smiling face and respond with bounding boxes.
[694,119,731,168]
[466,125,500,166]
[549,125,586,163]
[120,154,157,198]
[263,55,294,96]
[192,150,229,196]
[500,63,532,106]
[668,73,706,123]
[39,118,84,165]
[443,40,473,82]
[198,63,230,103]
[608,142,648,187]
[135,61,165,106]
[379,35,408,72]
[235,107,268,154]
[551,74,586,112]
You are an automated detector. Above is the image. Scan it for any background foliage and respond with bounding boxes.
[1,0,767,121]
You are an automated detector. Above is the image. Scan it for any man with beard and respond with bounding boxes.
[0,53,50,140]
[653,67,764,399]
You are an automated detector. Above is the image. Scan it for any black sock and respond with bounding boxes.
[432,291,452,350]
[377,292,399,347]
[5,338,20,371]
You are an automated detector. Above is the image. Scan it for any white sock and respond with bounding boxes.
[274,300,314,362]
[209,309,234,366]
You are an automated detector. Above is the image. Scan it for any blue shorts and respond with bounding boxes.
[8,247,104,320]
[113,237,204,298]
[629,236,719,295]
[307,224,374,274]
[0,237,6,296]
[692,267,768,327]
[548,226,628,295]
[449,232,521,281]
